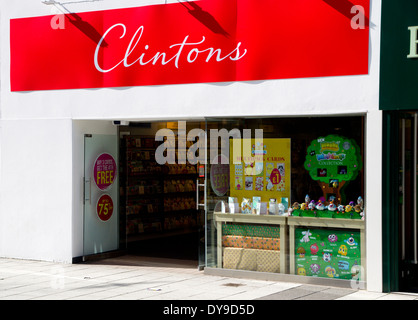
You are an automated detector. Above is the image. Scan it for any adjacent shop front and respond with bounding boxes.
[1,0,384,291]
[380,0,418,293]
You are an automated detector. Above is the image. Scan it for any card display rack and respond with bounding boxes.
[120,135,199,243]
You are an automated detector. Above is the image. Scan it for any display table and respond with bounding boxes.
[214,213,287,274]
[287,216,365,281]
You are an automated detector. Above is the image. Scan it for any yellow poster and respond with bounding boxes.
[229,138,291,210]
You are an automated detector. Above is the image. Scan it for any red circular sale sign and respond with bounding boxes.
[270,168,281,185]
[96,194,114,222]
[94,153,117,190]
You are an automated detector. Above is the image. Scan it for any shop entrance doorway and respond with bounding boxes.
[118,121,206,268]
[397,112,418,292]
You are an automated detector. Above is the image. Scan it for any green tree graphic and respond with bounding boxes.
[304,135,362,203]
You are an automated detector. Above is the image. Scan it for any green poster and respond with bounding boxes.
[295,228,361,280]
[304,135,362,183]
[304,135,362,203]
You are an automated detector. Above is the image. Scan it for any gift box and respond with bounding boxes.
[223,248,257,271]
[223,248,280,273]
[251,237,280,251]
[222,235,280,251]
[222,224,280,238]
[222,236,253,249]
[256,249,280,273]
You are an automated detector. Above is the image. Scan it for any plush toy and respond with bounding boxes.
[345,202,354,213]
[357,196,364,210]
[316,200,325,211]
[328,200,337,212]
[308,200,316,210]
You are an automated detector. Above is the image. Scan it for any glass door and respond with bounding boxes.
[83,134,119,257]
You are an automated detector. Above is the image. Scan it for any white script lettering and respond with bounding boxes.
[94,24,247,73]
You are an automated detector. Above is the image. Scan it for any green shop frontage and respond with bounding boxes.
[380,0,418,293]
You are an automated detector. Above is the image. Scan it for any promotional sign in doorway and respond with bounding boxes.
[10,0,370,91]
[96,194,114,222]
[94,152,117,191]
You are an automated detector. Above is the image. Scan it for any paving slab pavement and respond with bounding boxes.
[0,255,417,302]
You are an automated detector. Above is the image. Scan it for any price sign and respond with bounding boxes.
[96,194,114,222]
[270,168,281,185]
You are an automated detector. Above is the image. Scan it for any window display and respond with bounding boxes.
[207,116,365,285]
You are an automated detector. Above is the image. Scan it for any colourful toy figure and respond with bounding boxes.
[300,230,311,243]
[300,202,307,211]
[328,200,337,212]
[322,252,332,262]
[316,200,325,211]
[338,244,348,256]
[325,266,336,278]
[328,234,338,243]
[345,236,358,246]
[308,200,316,210]
[345,203,353,213]
[310,264,320,274]
[305,194,310,204]
[337,205,345,213]
[357,196,364,210]
[310,243,319,255]
[297,247,306,258]
[292,202,300,210]
[297,267,306,276]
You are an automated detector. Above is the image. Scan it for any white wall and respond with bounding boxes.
[365,110,383,292]
[0,119,73,263]
[0,119,117,262]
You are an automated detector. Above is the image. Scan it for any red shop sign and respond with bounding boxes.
[10,0,370,91]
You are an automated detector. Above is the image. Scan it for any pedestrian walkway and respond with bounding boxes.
[0,255,417,300]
